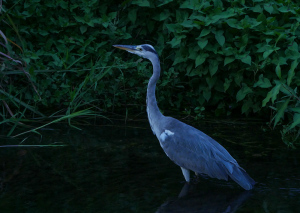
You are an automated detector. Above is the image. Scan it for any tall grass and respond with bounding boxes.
[0,2,110,139]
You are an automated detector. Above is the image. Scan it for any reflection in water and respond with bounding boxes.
[156,183,252,213]
[0,119,300,212]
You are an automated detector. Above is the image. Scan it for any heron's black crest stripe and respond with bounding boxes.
[142,45,158,55]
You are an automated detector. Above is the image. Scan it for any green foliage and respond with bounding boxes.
[1,0,300,146]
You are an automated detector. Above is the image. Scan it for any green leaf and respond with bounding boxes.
[209,60,218,76]
[181,19,197,28]
[156,0,173,7]
[241,55,251,65]
[205,8,236,25]
[195,53,209,67]
[165,23,181,33]
[275,33,286,46]
[199,28,210,37]
[153,11,171,21]
[290,107,300,113]
[233,72,243,86]
[264,4,274,14]
[224,78,232,92]
[242,98,253,114]
[288,113,300,130]
[173,51,186,65]
[280,83,297,97]
[203,88,211,102]
[80,26,87,34]
[206,76,217,89]
[131,0,150,7]
[262,91,273,107]
[273,98,290,127]
[66,54,87,70]
[242,15,262,29]
[226,19,243,29]
[38,30,49,36]
[236,83,253,102]
[167,35,186,48]
[277,57,287,65]
[256,44,269,53]
[197,39,208,49]
[180,0,210,10]
[253,74,272,88]
[214,30,225,46]
[224,57,235,66]
[277,6,293,13]
[275,65,281,79]
[288,41,299,52]
[252,5,263,13]
[287,60,298,86]
[263,49,274,59]
[128,9,137,23]
[262,83,281,107]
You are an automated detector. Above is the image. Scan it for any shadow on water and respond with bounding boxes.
[156,183,252,213]
[0,118,300,212]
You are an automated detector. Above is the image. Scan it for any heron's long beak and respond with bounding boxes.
[113,44,137,53]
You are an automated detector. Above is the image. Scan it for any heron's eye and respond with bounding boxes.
[137,47,142,51]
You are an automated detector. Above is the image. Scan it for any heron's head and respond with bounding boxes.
[113,44,158,61]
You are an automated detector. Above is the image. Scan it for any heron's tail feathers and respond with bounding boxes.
[229,166,256,190]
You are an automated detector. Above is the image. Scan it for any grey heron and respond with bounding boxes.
[113,44,255,190]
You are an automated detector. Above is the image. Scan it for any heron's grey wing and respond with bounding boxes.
[159,120,232,180]
[158,117,255,190]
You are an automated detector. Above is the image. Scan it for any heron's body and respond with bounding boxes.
[113,44,255,190]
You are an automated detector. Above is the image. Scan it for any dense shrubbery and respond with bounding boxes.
[1,0,300,146]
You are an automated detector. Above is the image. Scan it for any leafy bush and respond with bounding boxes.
[1,0,300,146]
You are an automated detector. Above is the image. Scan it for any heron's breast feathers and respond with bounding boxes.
[158,129,175,153]
[159,129,175,142]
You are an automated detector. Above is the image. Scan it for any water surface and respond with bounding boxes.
[0,118,299,212]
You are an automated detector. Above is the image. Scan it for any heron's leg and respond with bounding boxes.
[192,172,201,184]
[180,167,190,182]
[178,182,190,198]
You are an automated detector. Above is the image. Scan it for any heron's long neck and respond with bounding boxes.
[147,56,163,135]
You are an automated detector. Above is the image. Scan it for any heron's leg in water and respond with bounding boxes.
[192,172,201,184]
[180,167,190,182]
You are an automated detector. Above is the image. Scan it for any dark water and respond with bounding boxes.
[0,118,300,212]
